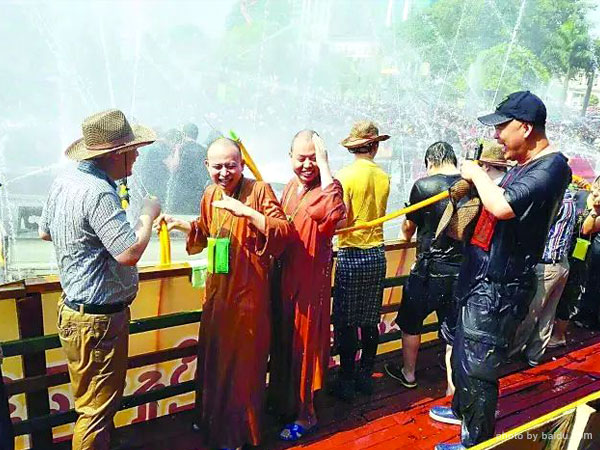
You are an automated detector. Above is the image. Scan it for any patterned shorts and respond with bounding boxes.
[332,246,386,327]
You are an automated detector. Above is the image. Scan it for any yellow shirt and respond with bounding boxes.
[336,158,390,249]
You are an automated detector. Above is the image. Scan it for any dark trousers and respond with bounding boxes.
[451,276,535,446]
[578,237,600,326]
[0,374,14,450]
[337,326,379,379]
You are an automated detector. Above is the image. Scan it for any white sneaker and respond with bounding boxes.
[547,337,567,349]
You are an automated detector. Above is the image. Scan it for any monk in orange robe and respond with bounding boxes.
[273,131,346,441]
[157,138,291,450]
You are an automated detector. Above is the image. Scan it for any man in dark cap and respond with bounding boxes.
[429,92,572,449]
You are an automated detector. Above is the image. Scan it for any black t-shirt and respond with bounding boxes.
[458,152,571,291]
[406,173,463,261]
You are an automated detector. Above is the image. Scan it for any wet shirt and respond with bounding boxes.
[40,160,138,305]
[406,173,463,261]
[459,152,571,290]
[336,159,390,249]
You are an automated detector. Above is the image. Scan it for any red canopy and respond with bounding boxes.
[568,156,596,182]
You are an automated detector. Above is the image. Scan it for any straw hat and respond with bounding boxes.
[478,139,513,168]
[340,120,390,150]
[435,179,482,242]
[65,109,156,161]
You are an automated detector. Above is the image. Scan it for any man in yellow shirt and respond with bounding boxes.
[332,121,390,400]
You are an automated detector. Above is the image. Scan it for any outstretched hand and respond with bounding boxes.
[153,214,191,234]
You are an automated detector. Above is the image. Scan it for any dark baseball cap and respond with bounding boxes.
[478,91,547,127]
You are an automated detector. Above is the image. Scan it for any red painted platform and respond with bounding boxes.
[81,327,600,450]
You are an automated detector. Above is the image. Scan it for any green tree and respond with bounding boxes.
[398,0,513,75]
[541,16,594,103]
[475,43,550,99]
[397,0,594,103]
[581,39,600,115]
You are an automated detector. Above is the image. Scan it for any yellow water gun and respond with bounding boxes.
[159,219,172,265]
[336,190,451,234]
[230,130,263,181]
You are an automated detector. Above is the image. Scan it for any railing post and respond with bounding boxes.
[16,292,53,448]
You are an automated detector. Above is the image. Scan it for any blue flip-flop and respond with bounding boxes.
[279,422,316,441]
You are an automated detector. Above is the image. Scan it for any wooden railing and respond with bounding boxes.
[0,241,428,447]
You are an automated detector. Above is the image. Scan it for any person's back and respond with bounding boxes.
[44,164,138,304]
[169,140,207,214]
[332,120,390,401]
[387,141,462,394]
[336,158,389,248]
[408,173,462,260]
[133,139,170,203]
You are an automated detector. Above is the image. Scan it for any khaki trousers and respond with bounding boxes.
[510,257,570,362]
[57,299,130,450]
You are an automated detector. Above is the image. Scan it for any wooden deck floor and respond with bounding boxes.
[81,327,600,450]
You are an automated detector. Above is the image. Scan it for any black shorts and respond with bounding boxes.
[396,257,461,344]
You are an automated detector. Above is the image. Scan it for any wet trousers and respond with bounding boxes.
[451,276,535,447]
[337,326,379,379]
[0,373,13,450]
[57,299,130,450]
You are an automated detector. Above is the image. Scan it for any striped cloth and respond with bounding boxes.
[332,246,386,327]
[40,160,138,305]
[541,189,576,263]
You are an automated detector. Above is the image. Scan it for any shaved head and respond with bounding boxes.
[290,129,316,154]
[205,138,245,193]
[290,129,320,185]
[207,137,242,161]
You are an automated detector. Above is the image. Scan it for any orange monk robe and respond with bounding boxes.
[186,177,291,448]
[271,178,346,419]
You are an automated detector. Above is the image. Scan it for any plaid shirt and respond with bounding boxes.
[40,160,138,305]
[542,189,576,262]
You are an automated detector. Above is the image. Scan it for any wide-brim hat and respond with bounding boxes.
[435,179,482,242]
[478,139,514,168]
[341,120,390,149]
[65,109,156,161]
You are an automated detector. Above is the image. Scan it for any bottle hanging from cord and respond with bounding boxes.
[119,153,130,209]
[119,180,130,209]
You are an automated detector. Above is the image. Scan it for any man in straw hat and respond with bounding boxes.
[429,91,571,449]
[39,109,161,450]
[331,120,390,401]
[155,137,292,450]
[478,138,513,183]
[385,141,462,397]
